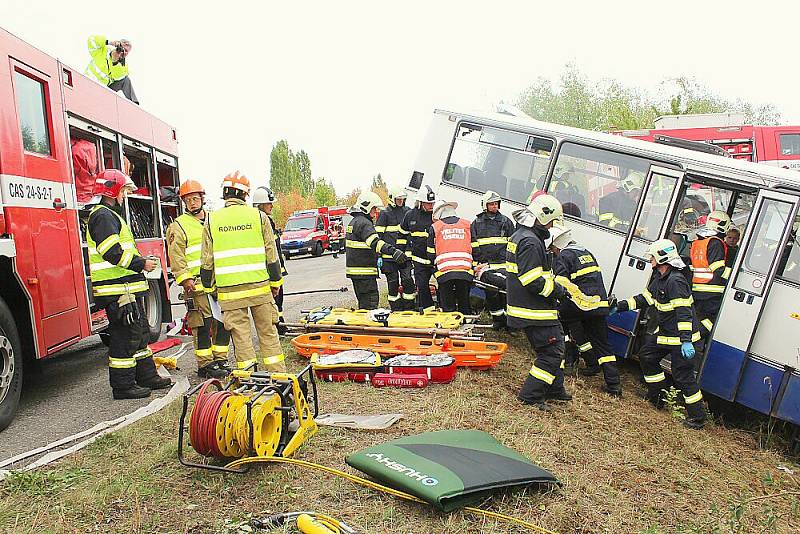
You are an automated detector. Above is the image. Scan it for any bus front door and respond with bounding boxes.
[700,190,800,409]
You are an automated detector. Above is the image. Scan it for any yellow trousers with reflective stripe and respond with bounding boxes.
[222,302,286,372]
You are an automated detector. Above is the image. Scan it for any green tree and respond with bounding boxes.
[269,140,300,195]
[295,150,313,196]
[313,178,338,206]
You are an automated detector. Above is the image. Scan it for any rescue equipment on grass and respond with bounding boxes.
[311,350,382,382]
[251,511,355,533]
[302,307,465,329]
[382,353,457,383]
[291,332,505,368]
[345,429,559,512]
[371,373,429,388]
[178,364,318,472]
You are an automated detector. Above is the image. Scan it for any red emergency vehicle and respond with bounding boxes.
[0,28,180,430]
[616,113,800,170]
[280,206,349,258]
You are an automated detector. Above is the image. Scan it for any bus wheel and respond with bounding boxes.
[143,280,163,343]
[0,296,23,432]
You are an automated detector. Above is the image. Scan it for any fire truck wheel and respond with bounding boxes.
[312,241,324,257]
[143,280,164,343]
[0,296,23,432]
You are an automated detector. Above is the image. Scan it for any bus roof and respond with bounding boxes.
[434,108,800,192]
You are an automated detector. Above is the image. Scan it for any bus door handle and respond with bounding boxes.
[53,199,67,210]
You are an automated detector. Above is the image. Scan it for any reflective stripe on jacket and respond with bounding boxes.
[173,214,204,283]
[553,244,608,318]
[86,34,129,84]
[87,204,147,296]
[470,211,514,268]
[690,235,729,296]
[431,217,473,280]
[208,205,268,288]
[376,204,410,261]
[400,207,433,265]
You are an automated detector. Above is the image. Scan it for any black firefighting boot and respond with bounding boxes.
[602,383,623,397]
[545,388,573,401]
[683,399,707,430]
[198,361,229,380]
[518,375,550,411]
[113,385,151,400]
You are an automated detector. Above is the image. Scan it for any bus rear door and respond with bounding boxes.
[700,190,800,414]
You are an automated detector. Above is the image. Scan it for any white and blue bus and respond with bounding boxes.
[408,108,800,435]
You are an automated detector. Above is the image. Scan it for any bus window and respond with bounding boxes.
[734,199,793,296]
[551,142,652,231]
[629,172,679,256]
[777,214,800,284]
[669,183,734,241]
[443,123,553,204]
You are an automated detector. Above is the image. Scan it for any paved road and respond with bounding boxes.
[0,251,363,462]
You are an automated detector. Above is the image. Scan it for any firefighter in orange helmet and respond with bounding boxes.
[86,169,172,399]
[199,172,286,371]
[166,180,231,379]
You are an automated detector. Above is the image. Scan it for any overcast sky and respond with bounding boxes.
[2,0,798,197]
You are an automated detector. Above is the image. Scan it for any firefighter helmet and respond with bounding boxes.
[620,171,645,193]
[388,185,408,206]
[416,185,436,204]
[178,179,205,198]
[252,186,276,206]
[646,238,682,265]
[528,194,563,226]
[222,171,251,196]
[354,191,384,214]
[705,210,732,234]
[432,200,459,220]
[548,223,573,251]
[93,169,134,198]
[481,190,502,211]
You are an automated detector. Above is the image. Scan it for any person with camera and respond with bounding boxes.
[86,35,138,104]
[87,169,172,399]
[167,180,231,379]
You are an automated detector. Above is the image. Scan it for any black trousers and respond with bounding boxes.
[104,297,158,390]
[194,316,232,364]
[414,263,435,311]
[437,278,472,314]
[519,323,566,402]
[274,285,285,321]
[108,76,139,105]
[384,263,416,311]
[351,277,379,310]
[694,296,721,341]
[638,338,705,420]
[564,316,620,386]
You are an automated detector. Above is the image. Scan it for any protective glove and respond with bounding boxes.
[681,341,696,359]
[377,257,383,269]
[391,249,407,265]
[117,293,140,326]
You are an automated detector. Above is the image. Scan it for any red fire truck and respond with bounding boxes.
[280,206,349,258]
[616,113,800,170]
[0,28,180,430]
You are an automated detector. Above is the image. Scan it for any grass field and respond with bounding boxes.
[2,333,800,533]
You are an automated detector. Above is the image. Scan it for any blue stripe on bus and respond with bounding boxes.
[735,359,784,416]
[607,311,636,359]
[699,340,746,401]
[775,374,800,426]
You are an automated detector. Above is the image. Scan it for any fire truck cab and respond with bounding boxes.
[0,28,180,430]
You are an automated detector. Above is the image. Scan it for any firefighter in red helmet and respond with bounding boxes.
[86,169,172,399]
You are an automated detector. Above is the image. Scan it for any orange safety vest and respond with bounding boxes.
[432,218,473,276]
[690,236,728,284]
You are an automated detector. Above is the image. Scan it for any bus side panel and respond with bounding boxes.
[734,359,783,415]
[700,341,747,401]
[775,375,800,425]
[412,113,458,193]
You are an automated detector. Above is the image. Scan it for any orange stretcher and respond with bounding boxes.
[291,332,506,369]
[303,308,464,329]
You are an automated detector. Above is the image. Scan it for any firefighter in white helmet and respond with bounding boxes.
[400,185,437,310]
[690,210,732,342]
[346,191,407,309]
[508,194,573,411]
[612,238,706,429]
[375,186,416,310]
[427,199,473,313]
[252,186,288,332]
[471,190,515,328]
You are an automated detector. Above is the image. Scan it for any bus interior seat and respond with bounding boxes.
[446,163,466,186]
[507,177,532,204]
[490,174,509,199]
[465,166,487,191]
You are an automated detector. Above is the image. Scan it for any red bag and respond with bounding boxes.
[371,373,429,388]
[71,139,98,203]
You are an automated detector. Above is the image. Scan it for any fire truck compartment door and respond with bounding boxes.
[700,190,800,402]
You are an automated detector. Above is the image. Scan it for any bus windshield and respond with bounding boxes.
[285,216,316,231]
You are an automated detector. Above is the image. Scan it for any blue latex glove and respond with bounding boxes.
[681,341,696,359]
[377,257,383,269]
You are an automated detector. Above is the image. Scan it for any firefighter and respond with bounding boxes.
[400,185,437,311]
[471,190,515,329]
[690,210,732,341]
[508,194,572,411]
[200,172,286,372]
[598,171,644,230]
[345,191,407,309]
[549,225,622,396]
[252,186,288,332]
[167,180,232,379]
[86,35,138,104]
[724,226,741,267]
[376,186,416,310]
[427,200,473,314]
[87,169,172,399]
[612,239,706,429]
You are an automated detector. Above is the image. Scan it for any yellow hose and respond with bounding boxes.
[226,456,557,534]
